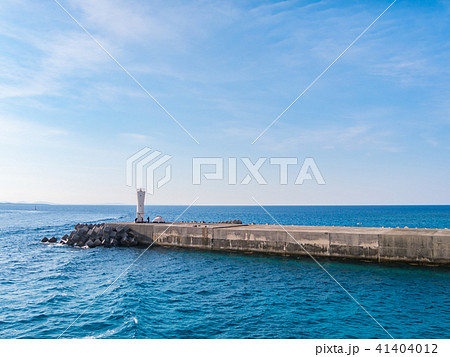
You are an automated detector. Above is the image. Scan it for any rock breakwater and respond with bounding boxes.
[40,223,138,248]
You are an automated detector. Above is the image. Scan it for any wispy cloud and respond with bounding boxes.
[118,133,151,143]
[68,0,240,48]
[0,0,448,204]
[249,123,403,153]
[0,115,68,146]
[370,56,439,86]
[0,30,113,99]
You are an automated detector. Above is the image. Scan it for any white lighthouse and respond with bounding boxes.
[136,189,145,223]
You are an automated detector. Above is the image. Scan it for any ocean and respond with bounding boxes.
[0,204,448,339]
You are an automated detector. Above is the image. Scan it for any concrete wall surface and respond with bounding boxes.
[107,223,450,266]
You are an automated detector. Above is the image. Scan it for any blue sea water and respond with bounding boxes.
[0,204,449,339]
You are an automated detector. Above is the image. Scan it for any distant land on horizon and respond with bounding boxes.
[0,202,449,207]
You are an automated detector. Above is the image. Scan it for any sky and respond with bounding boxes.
[0,0,449,205]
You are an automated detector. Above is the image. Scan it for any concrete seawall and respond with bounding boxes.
[107,223,450,266]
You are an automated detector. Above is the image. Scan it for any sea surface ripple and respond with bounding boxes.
[0,204,448,338]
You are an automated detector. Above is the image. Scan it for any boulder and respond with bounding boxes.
[85,239,95,248]
[78,226,88,235]
[110,238,118,247]
[116,225,124,234]
[129,237,138,246]
[41,237,48,243]
[120,237,130,247]
[93,238,102,247]
[48,237,57,243]
[60,234,69,244]
[102,239,111,248]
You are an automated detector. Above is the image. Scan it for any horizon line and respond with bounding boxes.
[1,202,449,207]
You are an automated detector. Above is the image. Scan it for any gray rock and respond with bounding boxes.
[116,225,124,234]
[48,237,57,243]
[102,239,111,248]
[120,237,130,247]
[129,237,138,246]
[68,234,77,244]
[78,226,88,235]
[93,238,102,247]
[41,237,48,243]
[60,234,69,244]
[85,239,95,248]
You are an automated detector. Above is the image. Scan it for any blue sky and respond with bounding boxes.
[0,0,449,205]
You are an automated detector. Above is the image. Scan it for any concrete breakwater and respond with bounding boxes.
[41,221,450,266]
[41,223,139,248]
[108,222,450,266]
